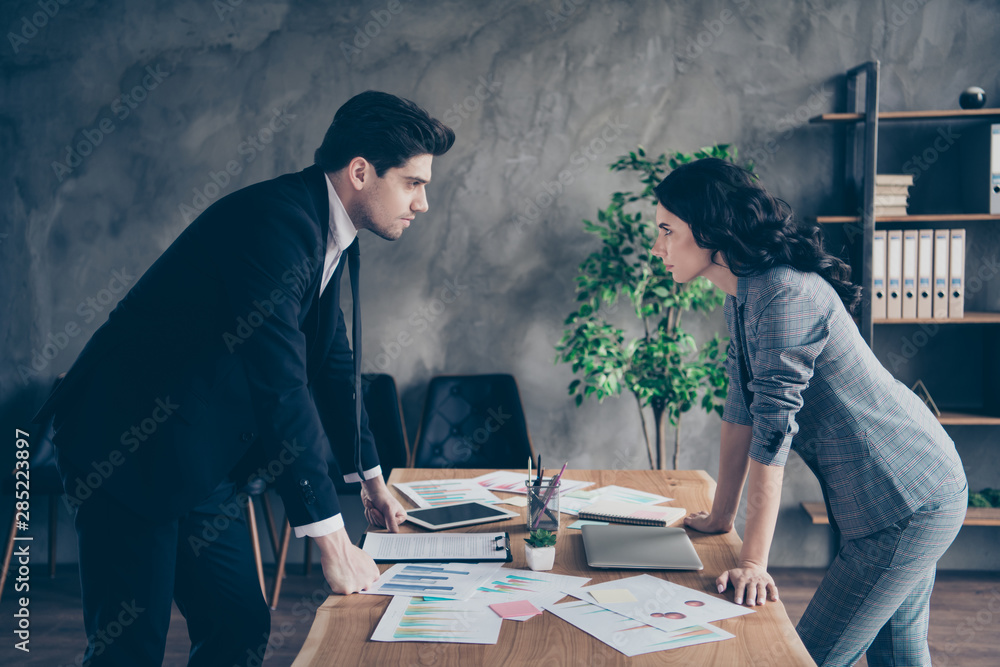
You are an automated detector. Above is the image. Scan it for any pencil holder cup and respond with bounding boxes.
[526,480,560,533]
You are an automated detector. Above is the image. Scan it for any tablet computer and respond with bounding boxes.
[404,501,519,531]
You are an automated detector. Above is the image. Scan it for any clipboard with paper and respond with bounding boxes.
[359,531,513,563]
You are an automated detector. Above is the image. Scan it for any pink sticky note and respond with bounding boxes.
[489,600,543,619]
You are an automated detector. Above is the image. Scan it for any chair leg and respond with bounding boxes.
[303,536,312,576]
[48,495,58,578]
[260,492,280,557]
[1,508,20,604]
[244,496,267,603]
[269,519,292,611]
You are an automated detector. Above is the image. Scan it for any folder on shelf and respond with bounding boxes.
[872,230,887,320]
[933,229,951,319]
[886,229,903,319]
[917,229,933,319]
[949,229,965,319]
[902,229,918,319]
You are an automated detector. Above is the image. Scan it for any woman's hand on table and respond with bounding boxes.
[717,561,779,606]
[683,510,733,534]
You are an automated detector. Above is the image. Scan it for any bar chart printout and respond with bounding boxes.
[371,596,503,644]
[394,479,502,508]
[361,562,504,600]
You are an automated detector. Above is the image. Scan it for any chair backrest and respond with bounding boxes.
[332,373,409,493]
[411,374,534,469]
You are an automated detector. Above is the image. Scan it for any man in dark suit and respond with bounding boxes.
[34,91,454,666]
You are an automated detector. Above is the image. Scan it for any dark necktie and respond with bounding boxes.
[347,240,363,477]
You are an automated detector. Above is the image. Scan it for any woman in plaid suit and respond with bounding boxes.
[651,158,967,666]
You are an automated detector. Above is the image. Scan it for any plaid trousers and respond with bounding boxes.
[796,475,967,666]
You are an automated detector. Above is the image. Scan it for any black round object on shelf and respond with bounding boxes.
[959,86,987,109]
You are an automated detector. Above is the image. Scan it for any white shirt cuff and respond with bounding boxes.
[342,465,382,484]
[293,513,345,538]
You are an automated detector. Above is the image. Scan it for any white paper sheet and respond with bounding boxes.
[565,574,754,632]
[558,484,675,515]
[393,479,501,508]
[361,562,504,600]
[371,595,503,644]
[544,599,734,657]
[470,567,590,620]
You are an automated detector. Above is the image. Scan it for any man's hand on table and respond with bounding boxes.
[360,477,407,531]
[314,528,380,595]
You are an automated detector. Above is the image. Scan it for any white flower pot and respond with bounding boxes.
[524,545,556,571]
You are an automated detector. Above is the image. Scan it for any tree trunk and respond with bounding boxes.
[672,412,683,470]
[651,399,666,470]
[634,394,656,470]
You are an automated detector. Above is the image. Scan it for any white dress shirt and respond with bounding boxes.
[293,173,381,539]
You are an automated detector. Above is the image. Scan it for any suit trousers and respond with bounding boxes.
[58,454,271,667]
[796,474,967,666]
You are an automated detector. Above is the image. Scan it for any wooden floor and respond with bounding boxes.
[1,566,997,666]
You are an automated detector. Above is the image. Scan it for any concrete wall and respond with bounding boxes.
[2,0,999,569]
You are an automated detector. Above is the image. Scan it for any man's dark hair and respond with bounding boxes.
[314,91,455,176]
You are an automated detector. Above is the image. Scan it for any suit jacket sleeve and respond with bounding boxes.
[312,300,381,483]
[745,286,829,467]
[216,196,341,528]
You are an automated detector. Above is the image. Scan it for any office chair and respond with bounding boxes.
[410,374,535,469]
[268,373,410,609]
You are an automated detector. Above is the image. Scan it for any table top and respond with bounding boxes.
[292,468,814,666]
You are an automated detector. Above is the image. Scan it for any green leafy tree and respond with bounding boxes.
[556,145,750,469]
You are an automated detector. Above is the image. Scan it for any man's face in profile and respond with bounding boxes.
[354,154,433,241]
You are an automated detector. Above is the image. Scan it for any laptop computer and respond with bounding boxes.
[581,524,704,570]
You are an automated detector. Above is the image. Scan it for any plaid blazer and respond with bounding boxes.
[722,265,965,540]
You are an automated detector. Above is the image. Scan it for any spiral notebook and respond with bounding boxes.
[577,500,686,527]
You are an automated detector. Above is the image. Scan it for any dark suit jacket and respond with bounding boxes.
[34,164,379,526]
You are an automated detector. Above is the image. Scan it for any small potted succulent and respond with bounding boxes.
[524,529,557,571]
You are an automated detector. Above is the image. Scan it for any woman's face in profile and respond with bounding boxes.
[651,203,715,284]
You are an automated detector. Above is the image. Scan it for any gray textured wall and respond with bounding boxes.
[3,0,999,569]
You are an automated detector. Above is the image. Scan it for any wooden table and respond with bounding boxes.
[292,469,815,666]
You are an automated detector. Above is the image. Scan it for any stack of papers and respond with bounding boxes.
[559,484,674,515]
[393,479,502,508]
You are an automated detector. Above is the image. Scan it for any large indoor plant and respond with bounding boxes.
[556,145,750,470]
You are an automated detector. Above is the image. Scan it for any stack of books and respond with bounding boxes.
[874,174,913,217]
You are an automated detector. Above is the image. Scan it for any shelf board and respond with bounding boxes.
[816,214,1000,224]
[810,108,1000,123]
[801,502,1000,527]
[873,311,1000,325]
[936,411,1000,426]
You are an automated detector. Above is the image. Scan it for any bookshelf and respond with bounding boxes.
[805,60,1000,534]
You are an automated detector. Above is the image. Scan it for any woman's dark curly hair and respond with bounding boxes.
[653,157,863,314]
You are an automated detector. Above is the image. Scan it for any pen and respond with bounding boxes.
[532,461,567,530]
[535,455,543,487]
[527,456,532,489]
